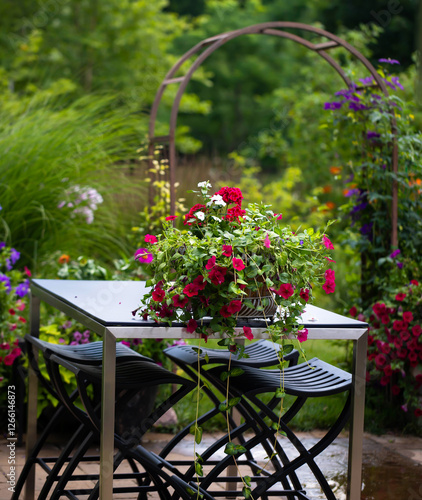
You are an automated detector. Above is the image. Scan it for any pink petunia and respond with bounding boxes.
[186,319,198,334]
[297,328,309,343]
[325,268,335,281]
[275,213,283,220]
[322,279,336,294]
[24,266,32,277]
[264,234,271,249]
[144,234,158,244]
[322,235,334,250]
[165,215,178,221]
[271,283,294,299]
[222,245,233,257]
[232,258,245,271]
[243,326,254,340]
[299,288,310,302]
[134,247,154,264]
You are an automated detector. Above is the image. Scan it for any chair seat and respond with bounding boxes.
[208,357,352,397]
[165,339,299,367]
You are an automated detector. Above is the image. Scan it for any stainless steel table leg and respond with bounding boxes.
[25,294,40,500]
[99,328,116,500]
[347,331,368,500]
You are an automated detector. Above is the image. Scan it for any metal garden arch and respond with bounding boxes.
[148,21,399,247]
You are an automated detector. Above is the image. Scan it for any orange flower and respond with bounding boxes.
[322,185,332,193]
[58,254,70,265]
[325,202,336,210]
[329,166,342,175]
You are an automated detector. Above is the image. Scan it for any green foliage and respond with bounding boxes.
[0,91,144,267]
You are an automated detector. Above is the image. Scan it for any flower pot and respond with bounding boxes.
[237,286,278,319]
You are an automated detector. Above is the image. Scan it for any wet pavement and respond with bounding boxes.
[1,431,421,499]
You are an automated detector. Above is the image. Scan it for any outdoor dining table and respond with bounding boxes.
[25,279,368,500]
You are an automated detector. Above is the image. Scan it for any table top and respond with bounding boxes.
[31,279,368,330]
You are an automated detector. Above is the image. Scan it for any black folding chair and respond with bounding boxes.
[164,341,352,500]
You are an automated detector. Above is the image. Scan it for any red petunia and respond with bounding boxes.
[8,309,15,315]
[395,293,406,301]
[144,234,158,244]
[219,305,232,318]
[403,311,413,323]
[152,287,165,302]
[243,326,254,340]
[400,330,410,341]
[372,303,386,316]
[224,205,246,223]
[222,245,233,257]
[205,256,216,270]
[271,283,294,299]
[412,324,421,337]
[227,300,242,314]
[380,314,390,325]
[383,365,393,376]
[186,319,198,334]
[214,186,243,206]
[18,316,26,323]
[380,375,390,386]
[391,385,401,396]
[410,280,419,286]
[172,294,189,308]
[300,288,310,302]
[349,306,357,317]
[375,353,387,368]
[184,203,207,225]
[198,295,210,307]
[165,215,178,221]
[380,342,391,354]
[232,258,245,271]
[322,279,336,294]
[208,266,227,285]
[183,283,200,297]
[414,408,422,418]
[193,275,206,291]
[393,320,404,332]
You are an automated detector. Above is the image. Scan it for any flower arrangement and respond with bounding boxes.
[135,182,336,350]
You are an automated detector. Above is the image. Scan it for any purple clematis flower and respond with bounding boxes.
[378,58,400,65]
[0,274,12,293]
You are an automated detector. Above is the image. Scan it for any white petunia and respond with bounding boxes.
[198,181,212,189]
[195,211,205,221]
[207,194,226,207]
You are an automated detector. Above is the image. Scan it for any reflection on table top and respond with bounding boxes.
[31,279,368,330]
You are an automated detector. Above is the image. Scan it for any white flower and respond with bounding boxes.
[207,194,226,207]
[195,211,205,221]
[198,181,211,189]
